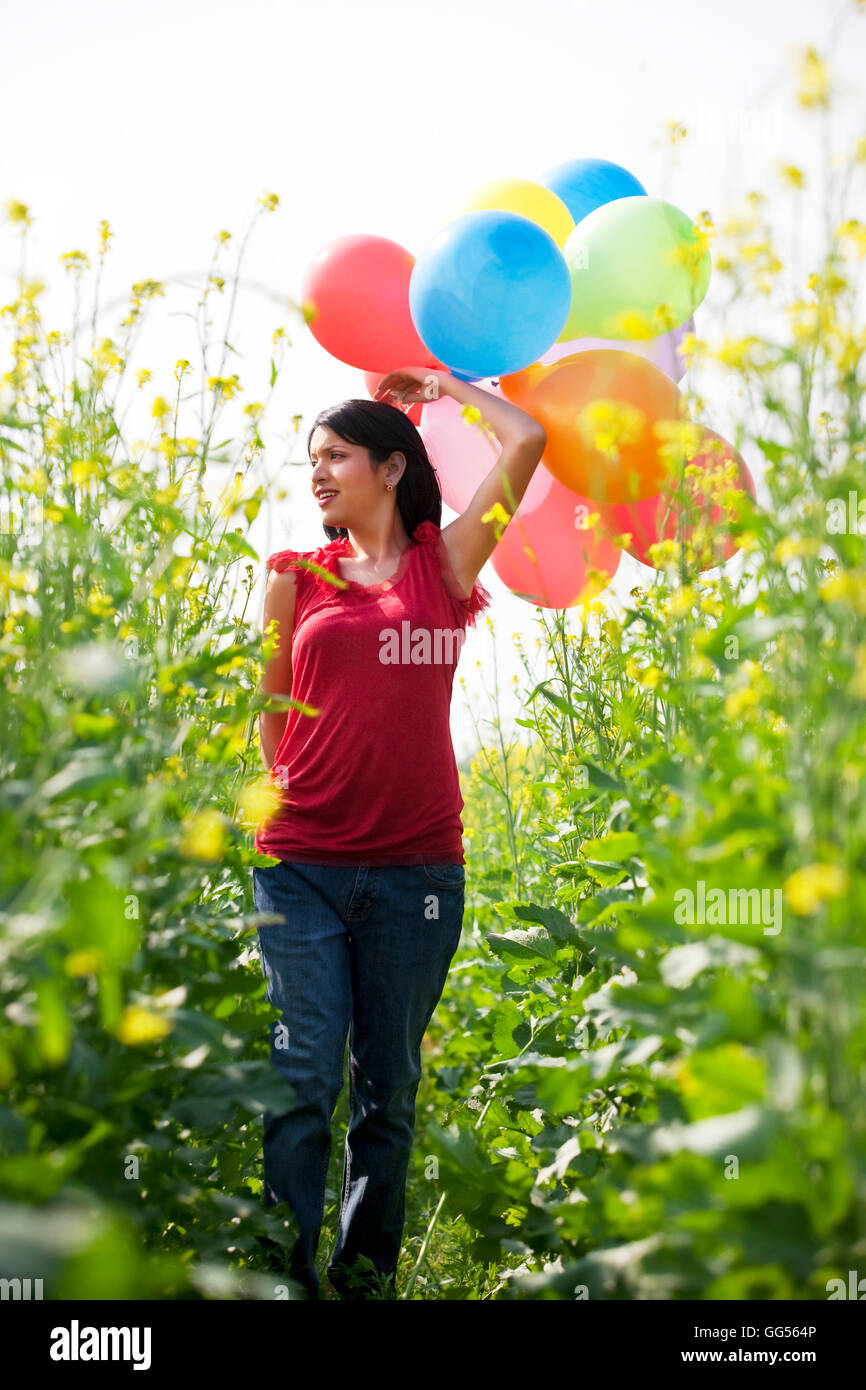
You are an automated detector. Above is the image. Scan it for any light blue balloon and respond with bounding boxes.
[409,210,571,379]
[540,157,646,227]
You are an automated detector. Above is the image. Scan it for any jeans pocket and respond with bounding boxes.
[421,861,466,888]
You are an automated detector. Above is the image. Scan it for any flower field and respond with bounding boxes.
[1,45,865,1301]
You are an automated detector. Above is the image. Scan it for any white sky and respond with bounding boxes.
[2,0,864,759]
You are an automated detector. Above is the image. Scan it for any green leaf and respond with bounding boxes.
[610,1105,775,1163]
[756,437,787,463]
[221,530,259,560]
[489,999,525,1058]
[509,901,581,943]
[580,831,640,863]
[580,760,626,793]
[533,683,589,718]
[485,927,560,961]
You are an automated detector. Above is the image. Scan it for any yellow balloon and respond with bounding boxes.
[444,177,575,249]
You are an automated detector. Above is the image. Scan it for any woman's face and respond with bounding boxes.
[309,425,401,528]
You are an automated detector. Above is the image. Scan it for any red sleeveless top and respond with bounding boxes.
[254,519,492,866]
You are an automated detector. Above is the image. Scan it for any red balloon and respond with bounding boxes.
[362,370,423,426]
[490,474,621,608]
[596,427,756,570]
[301,234,439,374]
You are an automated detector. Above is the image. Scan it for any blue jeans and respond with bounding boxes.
[252,859,465,1299]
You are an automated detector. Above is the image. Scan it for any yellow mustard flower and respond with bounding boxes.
[117,1005,172,1046]
[724,685,761,719]
[714,335,766,370]
[662,118,688,146]
[779,164,806,189]
[236,776,283,828]
[208,373,241,400]
[794,46,830,110]
[836,219,866,257]
[819,569,866,615]
[70,459,103,486]
[648,538,682,569]
[578,400,646,461]
[687,651,715,678]
[654,419,706,468]
[60,249,90,273]
[827,325,866,374]
[783,863,849,915]
[774,536,823,563]
[131,279,164,300]
[662,584,696,618]
[179,809,229,861]
[86,587,114,617]
[482,502,512,540]
[94,338,123,371]
[611,309,655,339]
[5,199,32,226]
[64,949,105,977]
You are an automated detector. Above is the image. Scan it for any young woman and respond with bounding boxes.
[252,364,546,1300]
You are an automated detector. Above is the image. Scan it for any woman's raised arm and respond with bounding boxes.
[374,366,547,598]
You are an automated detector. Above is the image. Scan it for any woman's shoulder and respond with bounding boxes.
[266,530,347,570]
[266,546,318,574]
[413,518,492,629]
[265,535,351,602]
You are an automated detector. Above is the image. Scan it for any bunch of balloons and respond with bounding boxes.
[300,156,754,608]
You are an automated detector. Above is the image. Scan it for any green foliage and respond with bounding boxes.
[416,141,866,1296]
[0,199,306,1299]
[2,73,865,1301]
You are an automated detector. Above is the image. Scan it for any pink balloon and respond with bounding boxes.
[418,382,554,518]
[538,315,695,383]
[490,473,622,608]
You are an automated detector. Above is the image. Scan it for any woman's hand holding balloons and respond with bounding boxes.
[373,366,448,408]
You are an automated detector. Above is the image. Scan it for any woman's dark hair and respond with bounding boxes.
[306,398,442,542]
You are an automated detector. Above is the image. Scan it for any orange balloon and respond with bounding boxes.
[500,348,685,505]
[595,427,756,570]
[490,473,621,608]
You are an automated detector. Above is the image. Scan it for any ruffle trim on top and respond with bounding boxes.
[266,520,492,625]
[414,519,493,630]
[264,543,355,597]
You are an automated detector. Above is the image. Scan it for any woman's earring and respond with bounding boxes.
[386,483,393,491]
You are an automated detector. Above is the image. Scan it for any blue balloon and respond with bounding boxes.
[409,211,571,380]
[540,158,646,227]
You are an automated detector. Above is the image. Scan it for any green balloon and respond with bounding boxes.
[560,195,711,341]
